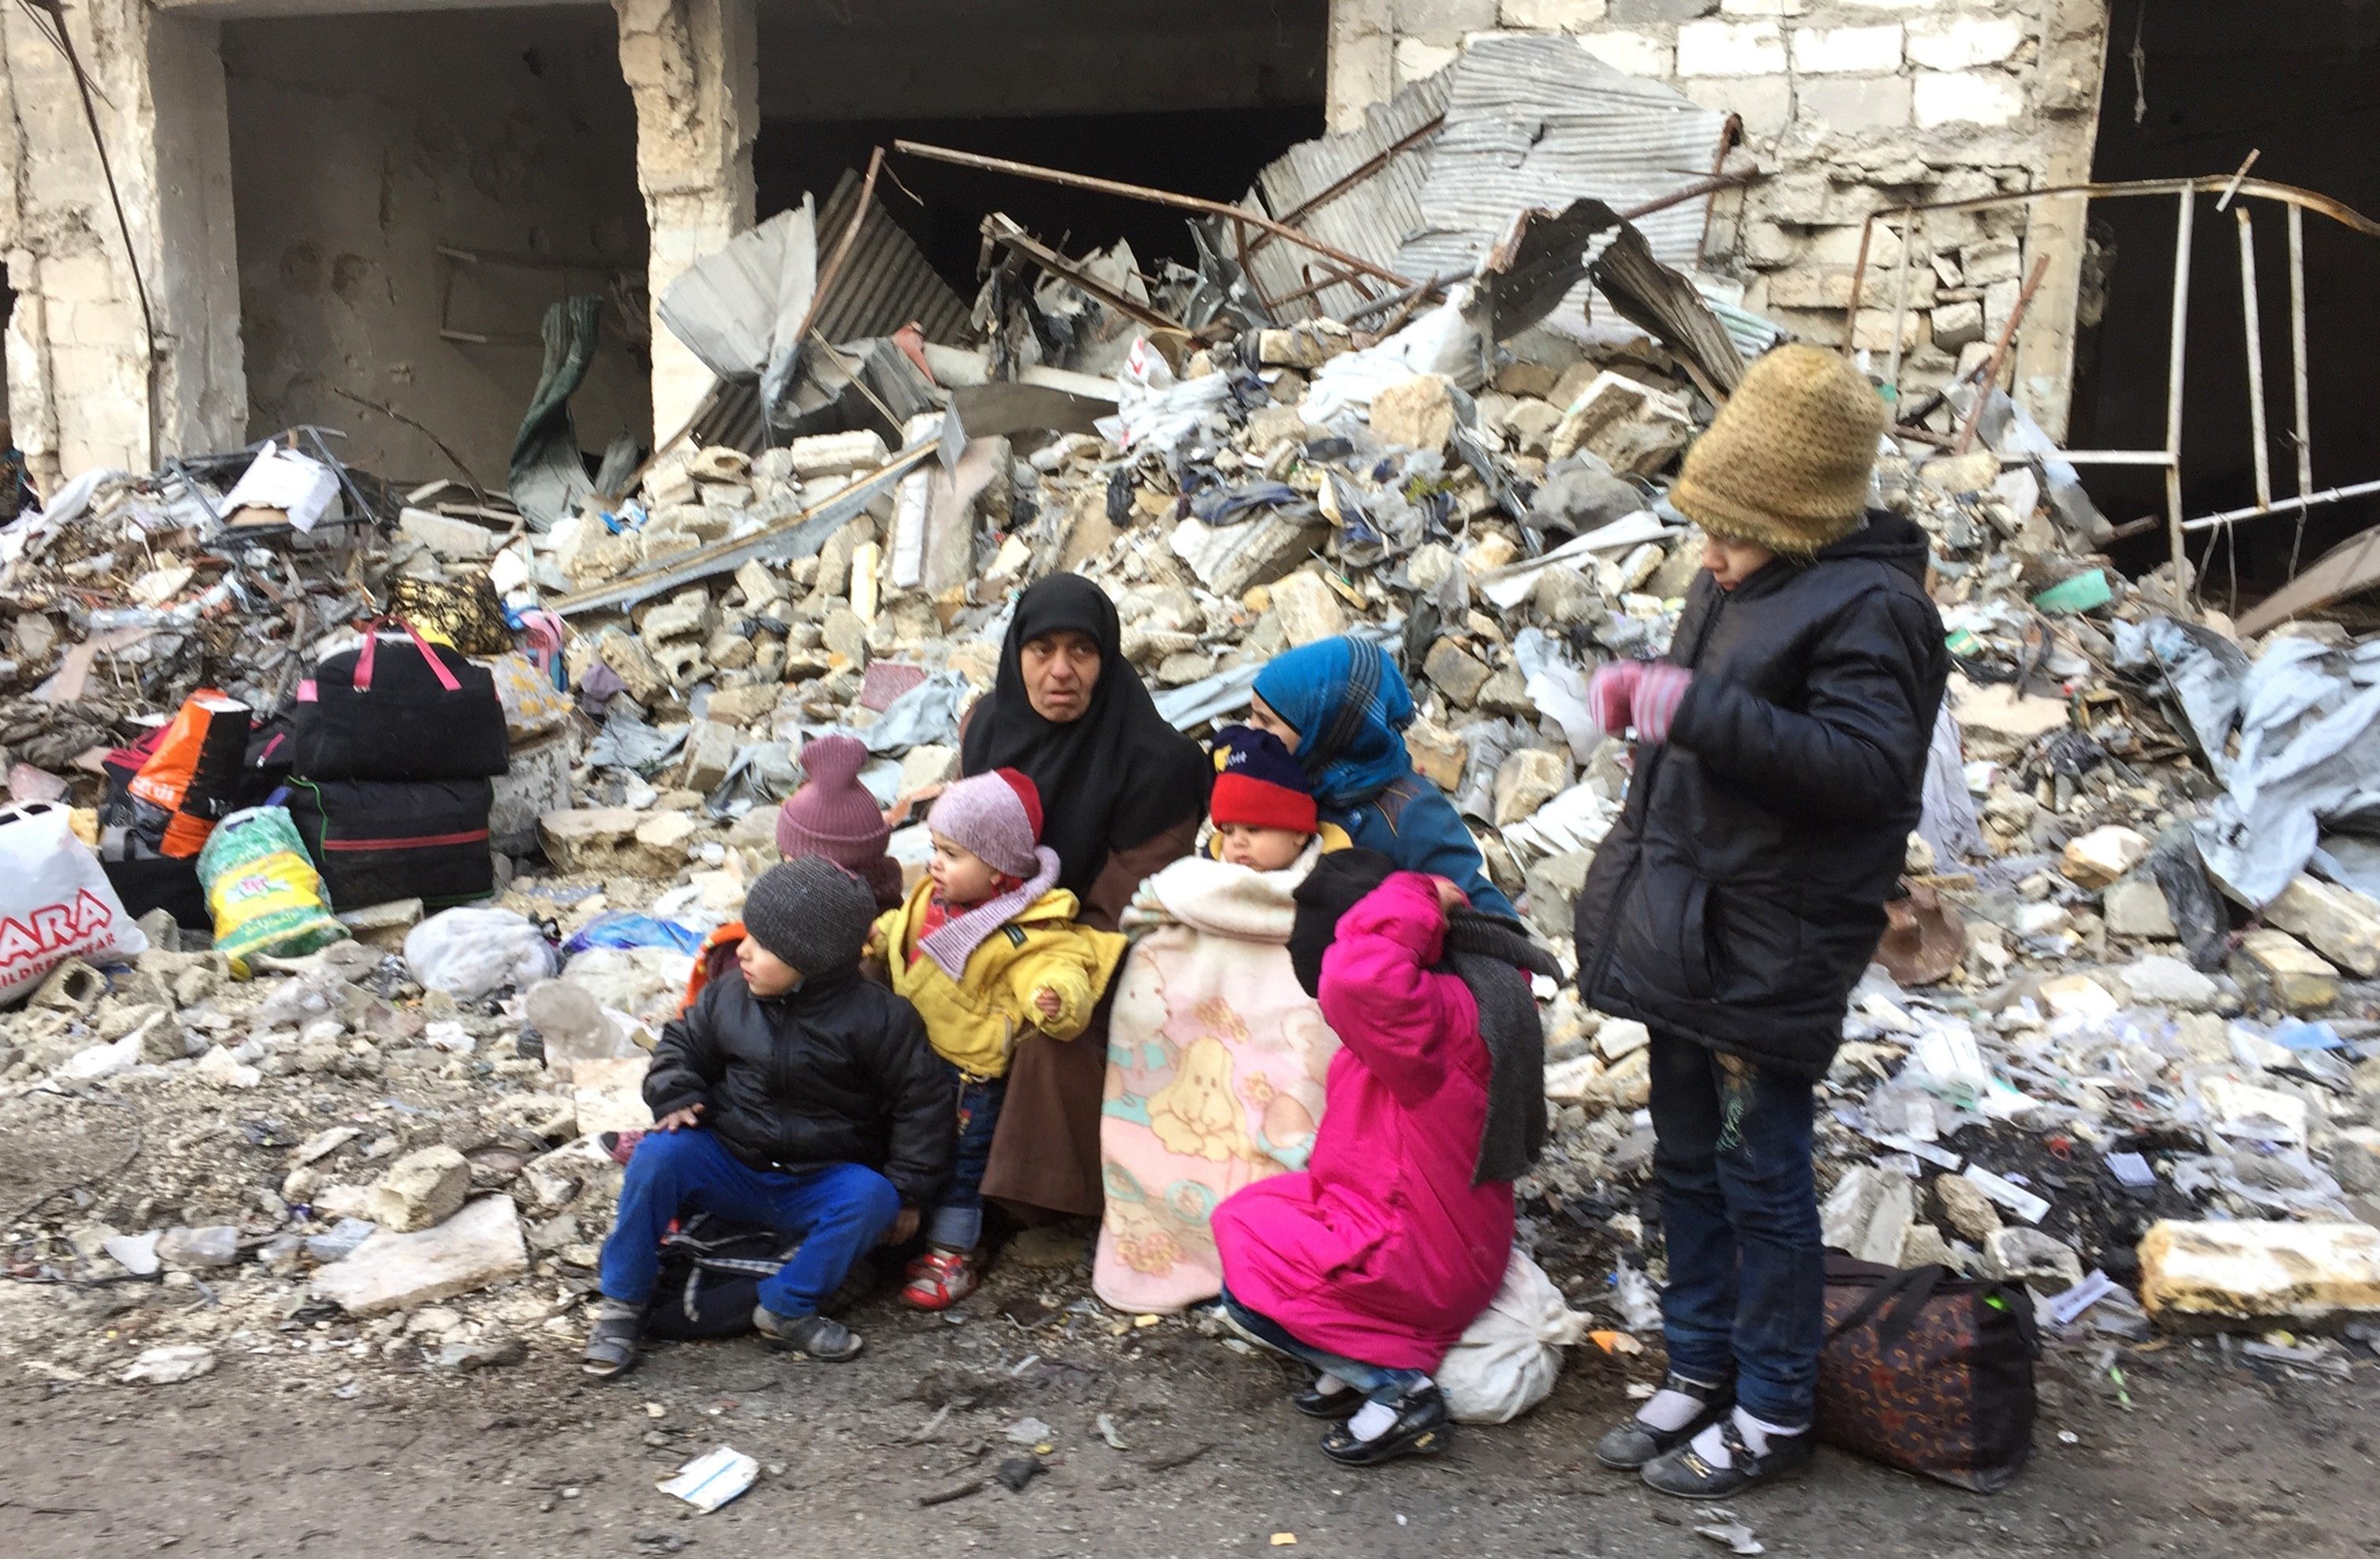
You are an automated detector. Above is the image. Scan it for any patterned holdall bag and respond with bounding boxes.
[1817,1252,2040,1491]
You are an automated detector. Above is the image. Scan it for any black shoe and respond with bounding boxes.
[1319,1385,1452,1467]
[1640,1416,1814,1499]
[753,1306,863,1361]
[581,1299,646,1378]
[1293,1374,1361,1419]
[1593,1370,1733,1470]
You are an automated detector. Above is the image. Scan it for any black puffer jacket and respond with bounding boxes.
[1573,510,1948,1077]
[643,966,955,1207]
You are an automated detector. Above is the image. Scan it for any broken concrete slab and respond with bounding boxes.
[679,720,740,794]
[1169,511,1328,597]
[2236,929,2338,1012]
[2138,1219,2380,1329]
[1423,637,1493,706]
[1493,747,1568,826]
[366,1146,470,1234]
[633,811,700,876]
[1268,570,1348,647]
[2102,875,2178,939]
[2264,874,2380,978]
[1546,372,1693,477]
[538,807,641,873]
[398,507,498,561]
[311,1195,530,1318]
[2061,824,2152,888]
[1369,373,1459,452]
[1406,717,1470,793]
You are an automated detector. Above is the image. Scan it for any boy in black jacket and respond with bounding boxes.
[1572,346,1949,1497]
[585,858,954,1377]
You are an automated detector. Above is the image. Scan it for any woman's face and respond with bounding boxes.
[1021,629,1101,722]
[1246,693,1301,753]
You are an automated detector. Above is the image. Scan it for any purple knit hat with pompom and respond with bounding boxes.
[775,735,902,908]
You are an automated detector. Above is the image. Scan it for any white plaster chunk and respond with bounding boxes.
[1789,24,1904,75]
[1677,18,1786,77]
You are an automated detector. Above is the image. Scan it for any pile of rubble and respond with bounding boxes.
[5,129,2380,1396]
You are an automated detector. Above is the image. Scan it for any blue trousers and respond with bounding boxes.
[1220,1288,1428,1406]
[599,1127,899,1319]
[1649,1030,1823,1428]
[926,1070,1006,1251]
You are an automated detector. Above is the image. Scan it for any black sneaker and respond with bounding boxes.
[1293,1374,1361,1419]
[1319,1385,1452,1467]
[581,1299,646,1378]
[753,1306,863,1361]
[1640,1416,1814,1499]
[1594,1370,1733,1470]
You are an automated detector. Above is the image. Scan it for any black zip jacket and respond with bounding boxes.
[1573,510,1949,1076]
[643,966,955,1207]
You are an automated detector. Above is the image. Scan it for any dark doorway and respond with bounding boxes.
[2072,0,2380,608]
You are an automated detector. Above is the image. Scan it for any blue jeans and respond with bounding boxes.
[1220,1288,1429,1405]
[1649,1030,1822,1429]
[599,1127,900,1318]
[925,1070,1006,1251]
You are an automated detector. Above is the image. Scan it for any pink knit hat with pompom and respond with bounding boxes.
[775,735,902,907]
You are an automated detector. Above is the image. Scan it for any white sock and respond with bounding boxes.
[1311,1372,1352,1398]
[1347,1400,1399,1441]
[1635,1387,1708,1434]
[1687,1407,1805,1469]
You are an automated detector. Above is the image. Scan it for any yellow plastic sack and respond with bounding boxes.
[196,806,349,973]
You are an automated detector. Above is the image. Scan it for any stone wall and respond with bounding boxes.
[1336,0,2112,436]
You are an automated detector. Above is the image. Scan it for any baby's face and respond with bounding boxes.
[929,834,1009,907]
[1216,822,1310,872]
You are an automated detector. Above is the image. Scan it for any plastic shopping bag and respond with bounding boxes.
[0,800,148,1004]
[196,806,349,971]
[404,906,557,1000]
[1438,1247,1596,1424]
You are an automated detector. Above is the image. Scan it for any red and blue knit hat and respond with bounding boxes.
[1210,724,1318,835]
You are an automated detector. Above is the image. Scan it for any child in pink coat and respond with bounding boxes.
[1212,851,1555,1467]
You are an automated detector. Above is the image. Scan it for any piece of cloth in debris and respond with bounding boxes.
[959,574,1210,898]
[1096,843,1332,1314]
[510,294,603,529]
[2191,636,2380,907]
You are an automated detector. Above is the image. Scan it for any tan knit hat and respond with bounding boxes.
[1670,344,1889,555]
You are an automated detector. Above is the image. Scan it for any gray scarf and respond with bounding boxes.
[1443,910,1560,1186]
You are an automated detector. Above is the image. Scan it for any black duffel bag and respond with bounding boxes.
[286,776,495,910]
[291,619,508,782]
[1817,1251,2039,1492]
[639,1211,876,1340]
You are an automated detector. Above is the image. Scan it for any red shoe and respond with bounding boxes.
[900,1249,978,1310]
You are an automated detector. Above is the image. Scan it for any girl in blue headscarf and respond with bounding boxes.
[1247,637,1519,922]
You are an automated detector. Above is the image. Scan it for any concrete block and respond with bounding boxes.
[703,682,780,729]
[1406,717,1470,792]
[491,735,576,857]
[1170,511,1331,597]
[366,1146,470,1234]
[1494,747,1570,826]
[785,430,889,483]
[1915,69,2024,129]
[1931,299,1986,349]
[1612,0,1714,21]
[1549,372,1694,475]
[312,1196,530,1318]
[1676,18,1784,76]
[1395,0,1500,43]
[680,720,740,795]
[2103,875,2178,939]
[633,811,700,876]
[2060,824,2150,888]
[1933,1172,2001,1242]
[1789,24,1902,74]
[1683,73,1795,135]
[1424,638,1495,706]
[2265,875,2380,978]
[2238,929,2338,1013]
[2138,1220,2380,1328]
[2330,1129,2380,1195]
[2118,954,2219,1012]
[1498,0,1607,28]
[1983,1228,2083,1290]
[1268,570,1349,647]
[1795,75,1914,133]
[398,508,497,561]
[1905,13,2024,70]
[1370,373,1459,451]
[1717,0,1803,13]
[538,807,641,873]
[1576,29,1676,78]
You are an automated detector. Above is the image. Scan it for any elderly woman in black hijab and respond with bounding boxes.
[935,574,1212,1219]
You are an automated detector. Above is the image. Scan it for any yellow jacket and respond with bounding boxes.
[869,882,1127,1081]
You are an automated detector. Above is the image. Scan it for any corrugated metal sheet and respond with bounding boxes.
[814,169,973,346]
[1399,36,1728,337]
[1238,75,1451,323]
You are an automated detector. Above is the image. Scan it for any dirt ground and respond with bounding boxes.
[5,1247,2377,1559]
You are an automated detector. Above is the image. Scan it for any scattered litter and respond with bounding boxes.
[657,1445,760,1512]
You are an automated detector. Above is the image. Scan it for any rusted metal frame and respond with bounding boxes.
[1240,114,1447,264]
[2179,479,2380,533]
[2287,204,2315,577]
[1885,211,1918,391]
[1694,114,1745,263]
[981,214,1191,337]
[797,146,886,367]
[893,140,1414,290]
[1266,260,1377,316]
[1950,254,2053,455]
[2163,187,2196,589]
[2236,207,2272,513]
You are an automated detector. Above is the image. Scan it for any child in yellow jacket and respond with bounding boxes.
[868,768,1124,1308]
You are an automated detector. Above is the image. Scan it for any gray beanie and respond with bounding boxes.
[739,858,878,976]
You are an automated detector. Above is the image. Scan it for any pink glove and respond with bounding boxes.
[1586,660,1643,737]
[1586,660,1694,743]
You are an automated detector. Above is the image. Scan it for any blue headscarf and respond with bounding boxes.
[1251,637,1416,811]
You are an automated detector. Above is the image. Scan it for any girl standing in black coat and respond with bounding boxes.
[1573,346,1949,1498]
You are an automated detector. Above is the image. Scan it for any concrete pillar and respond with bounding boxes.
[1327,0,1397,133]
[0,2,245,484]
[615,0,757,443]
[2011,0,2113,444]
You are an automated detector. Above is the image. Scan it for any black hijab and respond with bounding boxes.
[962,574,1210,895]
[1290,850,1559,1186]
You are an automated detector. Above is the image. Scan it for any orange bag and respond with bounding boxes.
[129,691,252,858]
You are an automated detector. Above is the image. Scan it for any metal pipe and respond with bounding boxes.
[2288,203,2315,576]
[1824,174,2380,240]
[2236,207,2272,510]
[1886,211,1916,394]
[2180,477,2380,532]
[2057,450,2184,467]
[2164,188,2197,589]
[1844,214,1876,361]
